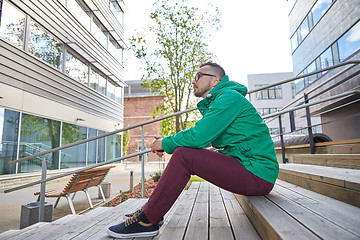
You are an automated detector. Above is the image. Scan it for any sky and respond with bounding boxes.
[123,0,294,86]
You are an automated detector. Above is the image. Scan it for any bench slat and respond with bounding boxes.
[220,189,260,240]
[209,183,234,240]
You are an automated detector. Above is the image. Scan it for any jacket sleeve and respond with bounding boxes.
[162,91,244,154]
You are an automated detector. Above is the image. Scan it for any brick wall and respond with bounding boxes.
[124,96,165,162]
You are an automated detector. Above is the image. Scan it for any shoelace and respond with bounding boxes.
[130,208,142,218]
[124,215,138,227]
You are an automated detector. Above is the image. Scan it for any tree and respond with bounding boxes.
[129,0,220,134]
[122,129,131,156]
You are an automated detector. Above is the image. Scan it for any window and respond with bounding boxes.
[305,60,317,85]
[101,28,108,48]
[338,21,360,62]
[109,0,124,25]
[0,108,20,175]
[299,18,309,42]
[67,0,91,30]
[19,114,61,172]
[0,0,25,49]
[312,0,332,26]
[106,134,121,161]
[87,128,97,164]
[61,123,87,168]
[97,130,106,163]
[109,36,117,57]
[28,20,63,70]
[257,108,279,116]
[115,86,122,104]
[91,16,101,42]
[294,73,305,94]
[319,46,333,70]
[66,50,89,85]
[107,80,115,100]
[90,68,99,91]
[255,85,282,100]
[137,140,147,162]
[291,32,298,52]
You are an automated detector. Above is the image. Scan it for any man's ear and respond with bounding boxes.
[212,78,220,87]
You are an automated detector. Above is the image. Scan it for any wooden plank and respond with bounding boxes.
[272,184,360,238]
[278,170,360,207]
[275,138,360,150]
[0,222,48,240]
[157,182,200,240]
[293,154,360,169]
[234,194,317,240]
[69,199,146,240]
[209,183,234,240]
[276,180,360,221]
[220,189,260,240]
[183,182,209,240]
[268,186,359,239]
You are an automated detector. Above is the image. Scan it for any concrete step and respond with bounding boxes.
[293,154,360,169]
[235,179,360,240]
[278,163,360,207]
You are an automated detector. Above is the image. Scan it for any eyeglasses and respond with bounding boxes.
[194,72,217,82]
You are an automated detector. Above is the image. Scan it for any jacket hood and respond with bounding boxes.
[208,75,248,98]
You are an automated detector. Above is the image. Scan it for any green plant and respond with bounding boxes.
[151,170,163,182]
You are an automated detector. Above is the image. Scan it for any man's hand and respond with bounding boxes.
[151,136,164,157]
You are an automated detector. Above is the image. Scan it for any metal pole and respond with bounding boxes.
[39,156,47,222]
[130,170,134,192]
[304,94,315,154]
[141,126,145,198]
[278,116,287,163]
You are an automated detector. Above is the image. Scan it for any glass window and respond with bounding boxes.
[101,28,108,48]
[97,130,106,163]
[116,44,123,64]
[90,68,99,91]
[0,0,25,48]
[67,0,91,30]
[109,36,117,57]
[305,60,317,85]
[66,50,89,85]
[299,17,309,42]
[338,21,360,62]
[320,47,333,70]
[107,80,115,100]
[19,114,61,172]
[312,0,332,26]
[87,128,97,165]
[290,32,298,52]
[91,16,101,42]
[255,85,282,100]
[106,134,121,161]
[29,20,63,70]
[0,108,20,175]
[98,74,107,95]
[294,73,305,94]
[109,0,124,25]
[61,123,86,168]
[115,86,122,103]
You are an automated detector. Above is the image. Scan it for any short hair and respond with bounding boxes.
[199,62,226,79]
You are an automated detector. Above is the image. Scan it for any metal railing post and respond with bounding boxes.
[289,111,296,132]
[278,116,287,163]
[304,93,315,154]
[141,126,145,198]
[39,156,47,222]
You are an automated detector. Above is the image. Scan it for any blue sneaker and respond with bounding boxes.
[107,211,159,238]
[123,208,164,225]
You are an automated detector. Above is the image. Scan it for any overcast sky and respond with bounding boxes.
[123,0,294,86]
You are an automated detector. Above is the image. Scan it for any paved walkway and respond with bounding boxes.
[0,162,166,233]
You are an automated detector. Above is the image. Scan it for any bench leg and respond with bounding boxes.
[83,189,94,209]
[98,185,106,202]
[65,195,76,215]
[54,197,61,208]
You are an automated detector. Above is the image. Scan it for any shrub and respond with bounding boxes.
[151,170,163,182]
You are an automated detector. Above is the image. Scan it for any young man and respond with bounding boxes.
[107,62,279,238]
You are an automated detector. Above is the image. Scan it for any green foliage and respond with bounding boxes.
[150,170,163,182]
[190,175,206,182]
[122,129,131,156]
[129,0,220,134]
[119,190,128,203]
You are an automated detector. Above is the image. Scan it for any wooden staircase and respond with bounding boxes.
[1,142,360,239]
[235,145,360,239]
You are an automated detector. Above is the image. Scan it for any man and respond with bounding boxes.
[107,62,279,238]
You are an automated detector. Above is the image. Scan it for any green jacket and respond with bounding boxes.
[162,75,279,184]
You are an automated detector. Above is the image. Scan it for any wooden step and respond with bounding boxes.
[279,163,360,207]
[0,182,260,239]
[293,154,360,169]
[235,180,360,240]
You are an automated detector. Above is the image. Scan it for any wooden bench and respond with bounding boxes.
[34,166,114,215]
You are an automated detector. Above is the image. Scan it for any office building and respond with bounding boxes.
[0,0,126,175]
[287,0,360,140]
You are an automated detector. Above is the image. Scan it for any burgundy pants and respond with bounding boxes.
[142,147,274,224]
